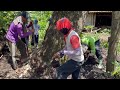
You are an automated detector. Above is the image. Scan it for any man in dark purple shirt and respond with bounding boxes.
[6,11,34,70]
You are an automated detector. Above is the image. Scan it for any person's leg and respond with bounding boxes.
[11,42,17,70]
[35,35,39,48]
[95,40,103,68]
[72,61,84,79]
[31,34,34,46]
[56,59,81,79]
[21,38,26,44]
[72,68,81,79]
[34,35,37,47]
[7,40,17,70]
[7,41,17,70]
[25,36,29,46]
[25,36,29,53]
[7,40,12,55]
[95,40,103,60]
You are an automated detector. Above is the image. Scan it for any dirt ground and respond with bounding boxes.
[0,33,119,79]
[0,45,115,79]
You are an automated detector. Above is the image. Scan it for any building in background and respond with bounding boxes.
[84,11,112,28]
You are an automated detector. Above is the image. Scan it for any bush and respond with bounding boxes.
[112,61,120,78]
[99,28,111,34]
[101,41,109,48]
[84,25,94,31]
[29,11,53,45]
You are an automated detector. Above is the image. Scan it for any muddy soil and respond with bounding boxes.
[0,46,116,79]
[0,34,119,79]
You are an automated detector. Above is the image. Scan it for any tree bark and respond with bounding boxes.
[82,11,88,29]
[106,11,120,72]
[40,11,83,63]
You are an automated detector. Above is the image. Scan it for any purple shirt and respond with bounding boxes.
[6,22,32,43]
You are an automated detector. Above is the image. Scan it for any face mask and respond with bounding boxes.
[60,28,70,35]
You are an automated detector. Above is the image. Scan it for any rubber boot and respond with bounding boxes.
[98,59,103,69]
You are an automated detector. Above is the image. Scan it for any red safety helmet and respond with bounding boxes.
[56,17,72,31]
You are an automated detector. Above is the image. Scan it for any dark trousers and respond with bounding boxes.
[21,38,26,44]
[34,35,39,44]
[31,35,39,46]
[56,59,83,79]
[31,35,34,46]
[95,39,103,60]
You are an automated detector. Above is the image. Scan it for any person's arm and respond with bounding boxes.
[53,35,81,59]
[60,35,81,56]
[59,45,67,53]
[17,23,32,38]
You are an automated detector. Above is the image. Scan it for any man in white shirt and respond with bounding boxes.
[53,17,84,79]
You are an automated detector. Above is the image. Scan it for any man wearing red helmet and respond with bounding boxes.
[53,17,84,79]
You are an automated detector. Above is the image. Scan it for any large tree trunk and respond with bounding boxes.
[40,11,83,63]
[82,11,88,29]
[106,11,120,72]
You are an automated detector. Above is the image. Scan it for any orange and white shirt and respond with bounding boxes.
[61,30,84,62]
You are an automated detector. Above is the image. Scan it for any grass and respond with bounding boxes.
[84,25,94,32]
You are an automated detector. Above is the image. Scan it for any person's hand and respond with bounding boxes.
[52,52,60,59]
[30,29,34,32]
[29,21,33,26]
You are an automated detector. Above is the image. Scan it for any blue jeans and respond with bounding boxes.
[56,59,84,79]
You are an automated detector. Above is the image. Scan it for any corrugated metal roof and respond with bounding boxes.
[89,11,112,13]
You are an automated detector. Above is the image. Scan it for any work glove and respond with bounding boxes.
[52,51,64,59]
[51,59,60,68]
[52,52,60,59]
[59,51,64,58]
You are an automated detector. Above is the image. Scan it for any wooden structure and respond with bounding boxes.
[84,11,112,28]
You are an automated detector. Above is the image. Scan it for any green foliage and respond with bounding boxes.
[0,11,14,29]
[101,41,109,48]
[112,61,120,77]
[99,28,111,34]
[0,11,20,30]
[84,25,94,31]
[29,11,53,42]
